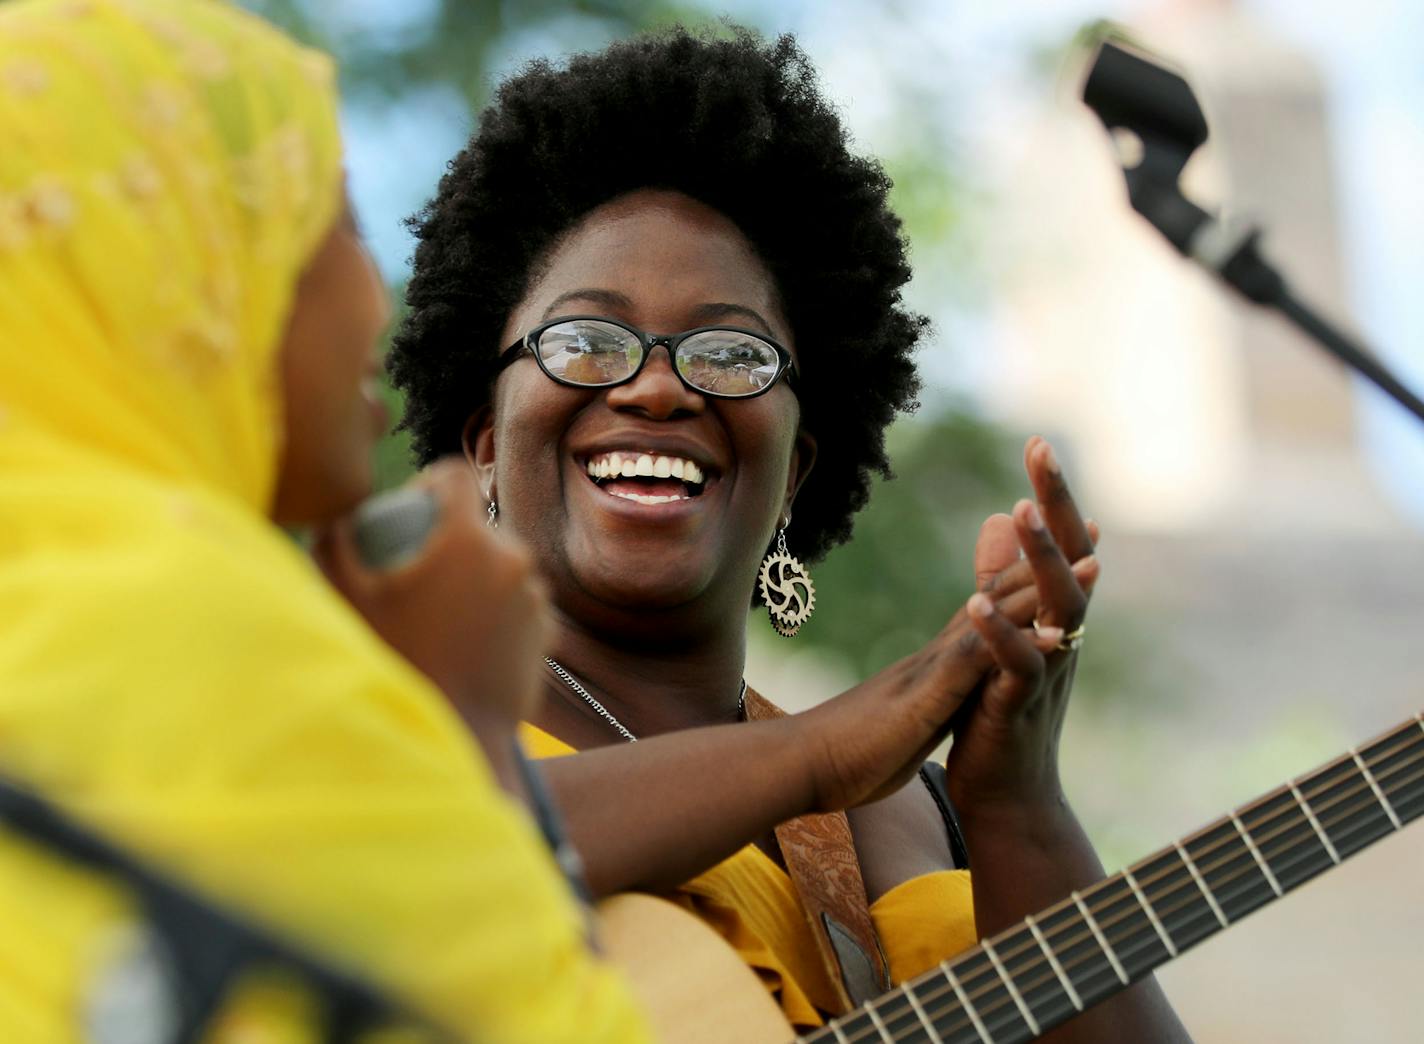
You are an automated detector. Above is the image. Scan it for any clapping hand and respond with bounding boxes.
[948,435,1099,822]
[797,436,1096,813]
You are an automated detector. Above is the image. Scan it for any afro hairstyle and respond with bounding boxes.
[389,26,925,563]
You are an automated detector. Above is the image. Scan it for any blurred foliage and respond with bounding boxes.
[1026,18,1152,89]
[370,295,414,492]
[246,0,734,110]
[796,409,1022,679]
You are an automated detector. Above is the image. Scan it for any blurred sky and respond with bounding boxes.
[326,0,1424,525]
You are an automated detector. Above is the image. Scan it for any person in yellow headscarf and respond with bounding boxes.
[0,1,649,1040]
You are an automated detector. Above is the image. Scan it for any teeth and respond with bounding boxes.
[584,450,709,486]
[608,490,687,505]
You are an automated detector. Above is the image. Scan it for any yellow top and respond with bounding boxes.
[522,722,979,1029]
[0,2,648,1040]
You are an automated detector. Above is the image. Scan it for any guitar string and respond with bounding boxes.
[932,759,1424,1044]
[808,721,1424,1043]
[951,775,1422,1043]
[875,748,1424,1044]
[818,767,1423,1044]
[857,750,1424,1044]
[973,723,1423,979]
[888,723,1424,1037]
[817,723,1424,1044]
[854,737,1424,1044]
[816,724,1424,1042]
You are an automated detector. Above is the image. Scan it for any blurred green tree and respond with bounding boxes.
[800,408,1022,679]
[245,0,723,110]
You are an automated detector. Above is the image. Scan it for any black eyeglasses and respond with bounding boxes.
[497,315,799,399]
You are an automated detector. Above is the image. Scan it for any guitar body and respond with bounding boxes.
[597,893,794,1044]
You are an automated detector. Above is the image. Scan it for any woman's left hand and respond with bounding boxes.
[944,435,1100,820]
[944,442,1196,1041]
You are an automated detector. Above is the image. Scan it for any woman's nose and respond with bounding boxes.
[603,344,705,420]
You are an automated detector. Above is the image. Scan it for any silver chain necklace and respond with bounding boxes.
[543,656,747,743]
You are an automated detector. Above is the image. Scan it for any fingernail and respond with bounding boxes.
[968,592,994,619]
[1023,500,1045,531]
[1071,554,1098,575]
[1042,442,1061,473]
[1035,625,1064,644]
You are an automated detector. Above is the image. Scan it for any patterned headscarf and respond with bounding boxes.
[0,0,342,507]
[0,8,650,1041]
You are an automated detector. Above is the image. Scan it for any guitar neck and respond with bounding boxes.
[804,712,1424,1044]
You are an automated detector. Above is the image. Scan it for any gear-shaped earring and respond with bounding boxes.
[758,525,815,637]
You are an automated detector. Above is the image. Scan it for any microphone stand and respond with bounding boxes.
[1082,40,1424,429]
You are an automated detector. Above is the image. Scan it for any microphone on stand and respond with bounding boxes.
[1081,38,1424,430]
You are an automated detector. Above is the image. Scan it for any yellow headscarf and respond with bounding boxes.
[0,2,649,1040]
[0,0,340,504]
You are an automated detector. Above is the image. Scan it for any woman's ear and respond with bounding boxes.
[782,427,818,519]
[462,407,497,501]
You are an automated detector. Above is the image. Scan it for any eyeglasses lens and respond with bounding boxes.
[537,320,641,385]
[674,330,780,396]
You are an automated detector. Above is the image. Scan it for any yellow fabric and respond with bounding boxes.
[521,722,979,1029]
[0,2,648,1041]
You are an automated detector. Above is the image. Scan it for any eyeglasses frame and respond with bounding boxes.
[496,314,800,400]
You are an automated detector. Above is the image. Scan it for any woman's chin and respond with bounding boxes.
[566,555,716,616]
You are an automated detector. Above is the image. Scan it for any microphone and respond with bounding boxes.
[1082,41,1206,166]
[1082,41,1211,256]
[351,487,440,570]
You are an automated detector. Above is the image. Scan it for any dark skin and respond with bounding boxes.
[282,201,551,797]
[469,189,1189,1040]
[273,204,390,527]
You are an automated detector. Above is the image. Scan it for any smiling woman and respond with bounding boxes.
[389,26,1190,1041]
[473,190,813,622]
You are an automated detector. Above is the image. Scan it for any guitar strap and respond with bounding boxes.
[743,688,891,1014]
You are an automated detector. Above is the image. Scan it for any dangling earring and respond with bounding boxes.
[759,523,815,637]
[486,496,498,529]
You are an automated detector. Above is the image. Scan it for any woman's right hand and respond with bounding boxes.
[313,458,550,728]
[793,522,1094,814]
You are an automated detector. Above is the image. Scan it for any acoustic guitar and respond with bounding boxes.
[599,710,1424,1043]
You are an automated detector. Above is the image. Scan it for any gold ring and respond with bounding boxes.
[1034,618,1085,652]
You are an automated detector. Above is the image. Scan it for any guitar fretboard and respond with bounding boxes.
[803,712,1424,1044]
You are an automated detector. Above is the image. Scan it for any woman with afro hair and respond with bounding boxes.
[389,25,1189,1041]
